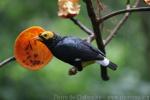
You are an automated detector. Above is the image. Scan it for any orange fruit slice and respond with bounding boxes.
[58,0,80,18]
[14,26,53,70]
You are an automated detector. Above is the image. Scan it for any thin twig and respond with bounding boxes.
[96,0,103,19]
[104,13,130,46]
[104,0,140,45]
[96,0,103,10]
[104,0,131,45]
[85,34,95,43]
[85,0,109,81]
[99,7,150,23]
[133,0,140,8]
[0,56,15,67]
[70,18,95,43]
[70,18,93,35]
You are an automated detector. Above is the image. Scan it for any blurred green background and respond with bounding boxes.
[0,0,150,99]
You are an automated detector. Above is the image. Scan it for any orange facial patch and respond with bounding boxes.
[14,26,53,70]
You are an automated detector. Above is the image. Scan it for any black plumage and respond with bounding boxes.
[38,32,117,71]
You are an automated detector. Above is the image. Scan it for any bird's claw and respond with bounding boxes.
[68,67,77,75]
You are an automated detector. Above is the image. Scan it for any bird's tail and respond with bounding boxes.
[96,57,117,70]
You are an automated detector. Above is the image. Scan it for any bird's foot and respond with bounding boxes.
[68,67,77,76]
[68,66,83,76]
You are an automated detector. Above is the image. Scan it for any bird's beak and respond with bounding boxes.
[34,36,43,42]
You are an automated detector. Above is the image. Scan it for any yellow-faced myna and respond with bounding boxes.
[36,31,117,72]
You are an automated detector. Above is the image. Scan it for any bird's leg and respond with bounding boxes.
[68,59,84,76]
[68,65,83,76]
[68,63,83,76]
[76,65,83,71]
[74,59,83,71]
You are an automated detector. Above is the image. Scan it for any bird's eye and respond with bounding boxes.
[41,31,53,40]
[43,34,48,37]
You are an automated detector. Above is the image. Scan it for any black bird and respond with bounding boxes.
[36,31,117,74]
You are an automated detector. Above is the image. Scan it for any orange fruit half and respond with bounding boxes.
[14,26,53,70]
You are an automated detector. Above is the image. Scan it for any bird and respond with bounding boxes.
[36,31,117,74]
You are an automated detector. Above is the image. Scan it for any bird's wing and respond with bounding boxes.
[53,37,104,62]
[81,40,105,56]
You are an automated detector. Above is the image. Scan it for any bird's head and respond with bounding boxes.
[35,31,56,47]
[36,31,60,48]
[37,31,54,41]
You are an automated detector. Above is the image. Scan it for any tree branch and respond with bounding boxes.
[96,0,103,11]
[70,18,93,35]
[104,0,131,45]
[99,7,150,23]
[0,56,15,68]
[133,0,140,8]
[104,13,130,46]
[85,0,109,81]
[70,17,95,43]
[104,0,140,46]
